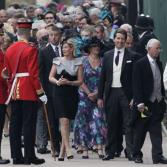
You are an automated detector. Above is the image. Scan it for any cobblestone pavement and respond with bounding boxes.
[1,133,167,167]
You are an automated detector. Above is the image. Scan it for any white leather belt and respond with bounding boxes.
[5,72,29,105]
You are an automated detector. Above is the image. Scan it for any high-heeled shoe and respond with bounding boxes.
[67,155,74,160]
[77,146,83,154]
[82,150,89,159]
[58,157,64,161]
[91,146,98,153]
[82,155,89,159]
[98,154,104,159]
[66,149,74,160]
[77,150,83,154]
[58,149,65,161]
[97,149,104,159]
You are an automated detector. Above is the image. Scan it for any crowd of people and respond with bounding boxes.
[0,0,167,165]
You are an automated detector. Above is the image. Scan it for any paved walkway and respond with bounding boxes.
[1,133,167,167]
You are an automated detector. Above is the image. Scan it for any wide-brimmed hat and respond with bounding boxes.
[84,37,104,53]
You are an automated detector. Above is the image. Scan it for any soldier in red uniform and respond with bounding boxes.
[4,19,47,165]
[0,24,10,165]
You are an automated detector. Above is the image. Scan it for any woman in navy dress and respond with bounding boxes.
[49,38,83,160]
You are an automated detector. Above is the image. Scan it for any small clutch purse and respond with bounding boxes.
[141,106,152,118]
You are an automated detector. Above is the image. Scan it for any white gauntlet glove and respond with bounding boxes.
[39,94,48,104]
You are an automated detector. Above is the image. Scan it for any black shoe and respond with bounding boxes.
[98,154,104,159]
[134,157,143,163]
[77,149,83,154]
[124,149,128,158]
[127,154,135,161]
[153,156,167,164]
[0,157,10,164]
[114,152,121,157]
[58,157,64,161]
[3,134,9,137]
[24,157,45,165]
[102,154,114,161]
[13,158,24,164]
[31,157,45,165]
[82,155,89,159]
[37,148,51,154]
[67,155,74,160]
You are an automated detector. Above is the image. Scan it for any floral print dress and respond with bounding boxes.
[73,56,107,148]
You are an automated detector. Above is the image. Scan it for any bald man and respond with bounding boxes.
[36,28,49,48]
[132,39,167,164]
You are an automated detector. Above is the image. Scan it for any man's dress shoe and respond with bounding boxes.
[114,152,121,157]
[24,157,45,165]
[13,158,24,164]
[127,154,135,161]
[0,157,10,164]
[134,157,143,163]
[37,148,51,154]
[102,154,114,161]
[153,156,167,164]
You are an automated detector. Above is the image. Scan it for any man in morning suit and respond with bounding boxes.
[98,28,135,161]
[132,39,167,164]
[39,25,62,156]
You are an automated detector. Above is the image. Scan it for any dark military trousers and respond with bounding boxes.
[10,100,38,159]
[0,104,6,154]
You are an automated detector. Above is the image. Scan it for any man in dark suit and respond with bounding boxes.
[98,28,135,160]
[133,39,167,164]
[36,28,50,154]
[39,26,62,156]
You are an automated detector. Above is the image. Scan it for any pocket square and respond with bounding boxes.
[126,60,132,63]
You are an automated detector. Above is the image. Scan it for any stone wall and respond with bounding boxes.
[6,0,70,7]
[6,0,36,7]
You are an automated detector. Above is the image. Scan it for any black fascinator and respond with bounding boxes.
[84,37,104,53]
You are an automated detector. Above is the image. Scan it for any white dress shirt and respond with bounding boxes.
[111,47,125,88]
[50,43,62,57]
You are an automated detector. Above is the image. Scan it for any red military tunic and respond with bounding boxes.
[5,40,43,101]
[0,50,8,104]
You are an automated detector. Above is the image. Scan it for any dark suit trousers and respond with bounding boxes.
[0,104,6,152]
[10,100,38,159]
[47,97,61,152]
[105,88,132,156]
[133,100,165,161]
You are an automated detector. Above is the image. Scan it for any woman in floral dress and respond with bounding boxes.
[74,37,107,159]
